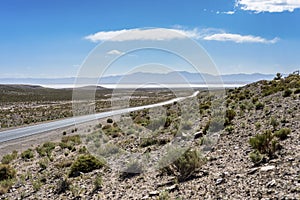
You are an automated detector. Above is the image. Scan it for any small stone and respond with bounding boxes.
[266,179,276,188]
[288,157,295,162]
[248,168,258,175]
[224,171,230,177]
[165,184,178,192]
[216,178,224,185]
[149,191,159,197]
[194,131,202,139]
[260,165,275,172]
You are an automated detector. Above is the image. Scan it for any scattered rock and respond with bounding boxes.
[165,184,178,192]
[248,168,259,175]
[266,179,276,188]
[194,131,202,139]
[215,178,224,185]
[260,165,275,172]
[149,191,159,197]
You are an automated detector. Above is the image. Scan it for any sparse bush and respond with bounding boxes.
[255,122,261,130]
[251,97,258,104]
[0,179,14,195]
[21,148,34,160]
[0,164,16,181]
[283,89,292,97]
[159,190,170,200]
[0,164,16,194]
[55,160,73,169]
[140,137,157,148]
[255,102,264,110]
[55,177,70,194]
[274,128,291,140]
[69,154,105,177]
[107,118,113,123]
[38,158,49,170]
[225,125,234,133]
[1,150,18,164]
[93,174,103,191]
[270,117,279,130]
[249,130,277,156]
[60,135,81,150]
[61,135,81,145]
[159,148,205,182]
[225,109,236,122]
[79,146,88,154]
[97,143,120,157]
[249,150,263,163]
[274,73,282,80]
[294,88,300,94]
[33,179,42,192]
[36,142,56,158]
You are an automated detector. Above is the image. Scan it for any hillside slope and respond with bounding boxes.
[0,74,299,199]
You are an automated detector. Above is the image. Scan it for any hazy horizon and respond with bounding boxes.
[1,1,300,79]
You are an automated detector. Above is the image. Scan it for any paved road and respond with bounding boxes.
[0,91,199,143]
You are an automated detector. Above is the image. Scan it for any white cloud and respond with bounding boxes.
[85,28,279,44]
[84,28,200,42]
[236,0,300,13]
[107,50,124,55]
[223,10,235,14]
[203,33,279,44]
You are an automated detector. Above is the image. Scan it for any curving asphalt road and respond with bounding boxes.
[0,91,199,143]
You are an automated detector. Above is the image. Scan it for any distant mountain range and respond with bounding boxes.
[0,71,275,85]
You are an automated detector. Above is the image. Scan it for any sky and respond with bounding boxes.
[0,0,300,78]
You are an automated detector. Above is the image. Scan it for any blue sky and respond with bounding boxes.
[1,0,300,78]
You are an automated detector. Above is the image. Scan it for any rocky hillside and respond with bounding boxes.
[0,73,299,199]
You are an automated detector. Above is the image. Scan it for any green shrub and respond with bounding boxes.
[274,128,291,140]
[38,158,49,170]
[159,190,170,200]
[255,122,261,130]
[93,174,103,191]
[159,148,205,182]
[270,117,279,130]
[21,149,34,160]
[294,88,300,94]
[255,102,264,110]
[0,164,16,181]
[61,135,81,145]
[60,135,81,150]
[0,179,14,194]
[1,150,18,164]
[140,137,157,148]
[55,177,70,194]
[225,109,236,122]
[249,130,277,156]
[69,154,105,177]
[249,150,263,163]
[283,89,292,97]
[225,125,234,133]
[107,118,113,123]
[36,142,56,158]
[78,146,88,154]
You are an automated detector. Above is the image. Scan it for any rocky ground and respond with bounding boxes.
[0,74,299,199]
